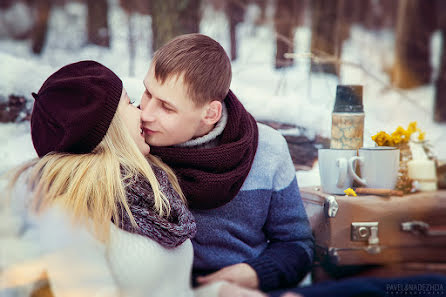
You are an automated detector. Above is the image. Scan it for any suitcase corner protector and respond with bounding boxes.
[324,195,339,218]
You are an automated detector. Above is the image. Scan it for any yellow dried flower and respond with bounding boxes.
[372,121,427,146]
[391,126,409,145]
[407,121,418,135]
[395,126,406,134]
[418,132,426,141]
[389,135,398,145]
[371,131,391,146]
[344,188,357,197]
[403,130,412,141]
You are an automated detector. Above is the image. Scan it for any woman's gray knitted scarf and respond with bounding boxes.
[114,166,196,249]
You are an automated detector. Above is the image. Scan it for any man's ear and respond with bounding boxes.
[202,100,222,126]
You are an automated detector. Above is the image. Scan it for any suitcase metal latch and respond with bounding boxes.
[351,222,381,254]
[324,196,338,218]
[401,221,446,237]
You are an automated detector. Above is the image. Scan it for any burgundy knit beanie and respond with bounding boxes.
[31,60,122,157]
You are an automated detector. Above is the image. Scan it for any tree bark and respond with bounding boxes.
[0,0,14,9]
[379,0,398,29]
[391,0,436,89]
[434,0,446,122]
[87,0,110,47]
[119,0,151,15]
[255,0,267,25]
[274,0,305,69]
[151,0,201,52]
[225,0,245,61]
[128,13,136,76]
[335,0,350,70]
[435,47,446,122]
[342,0,397,30]
[31,0,51,54]
[310,0,347,75]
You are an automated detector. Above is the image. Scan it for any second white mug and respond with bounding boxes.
[349,146,400,189]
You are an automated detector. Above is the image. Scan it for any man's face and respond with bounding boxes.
[117,88,150,156]
[140,66,207,146]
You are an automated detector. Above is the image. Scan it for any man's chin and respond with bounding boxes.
[145,137,165,147]
[144,137,155,146]
[146,138,182,147]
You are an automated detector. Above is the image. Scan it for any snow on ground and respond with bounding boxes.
[1,1,445,188]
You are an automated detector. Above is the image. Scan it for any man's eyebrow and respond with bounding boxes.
[161,100,177,110]
[142,81,177,110]
[143,81,155,97]
[143,81,150,92]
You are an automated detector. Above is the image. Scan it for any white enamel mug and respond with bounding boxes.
[349,146,400,189]
[318,149,357,194]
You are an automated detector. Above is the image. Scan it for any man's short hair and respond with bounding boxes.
[152,33,232,106]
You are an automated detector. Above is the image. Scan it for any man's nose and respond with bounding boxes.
[140,99,156,122]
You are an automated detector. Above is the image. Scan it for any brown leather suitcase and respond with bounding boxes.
[311,262,446,282]
[301,186,446,266]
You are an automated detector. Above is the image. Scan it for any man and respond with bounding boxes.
[140,33,313,292]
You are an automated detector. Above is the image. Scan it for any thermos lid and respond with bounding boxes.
[333,85,363,112]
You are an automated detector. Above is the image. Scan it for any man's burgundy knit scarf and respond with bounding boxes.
[150,90,259,210]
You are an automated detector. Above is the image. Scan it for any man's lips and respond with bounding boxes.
[143,128,156,135]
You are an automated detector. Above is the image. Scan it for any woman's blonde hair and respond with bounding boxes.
[6,112,184,242]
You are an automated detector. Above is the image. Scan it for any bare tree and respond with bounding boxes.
[119,0,151,15]
[377,0,398,29]
[0,0,14,9]
[128,12,136,76]
[391,0,435,89]
[87,0,110,47]
[223,0,268,61]
[30,0,51,54]
[225,0,245,61]
[434,0,446,122]
[274,0,305,69]
[342,0,397,30]
[310,0,348,75]
[435,48,446,122]
[151,0,201,52]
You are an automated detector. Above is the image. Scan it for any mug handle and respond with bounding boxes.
[349,156,367,186]
[336,158,347,188]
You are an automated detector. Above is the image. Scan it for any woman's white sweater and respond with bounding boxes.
[0,180,223,297]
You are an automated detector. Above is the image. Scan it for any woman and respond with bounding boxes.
[0,61,270,297]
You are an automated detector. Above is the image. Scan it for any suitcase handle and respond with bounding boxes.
[401,221,446,237]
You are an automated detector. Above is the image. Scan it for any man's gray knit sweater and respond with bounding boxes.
[182,111,314,291]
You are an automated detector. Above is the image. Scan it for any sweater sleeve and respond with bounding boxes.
[1,176,45,295]
[244,135,314,292]
[0,193,120,297]
[35,206,120,297]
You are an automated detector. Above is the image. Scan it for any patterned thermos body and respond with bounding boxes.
[330,85,364,150]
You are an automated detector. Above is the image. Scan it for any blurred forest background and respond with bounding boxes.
[2,3,446,290]
[0,0,445,123]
